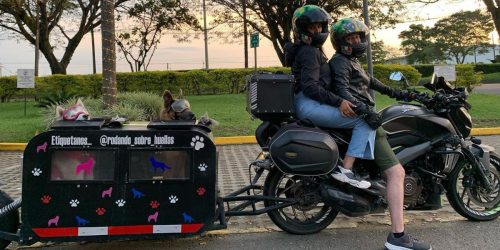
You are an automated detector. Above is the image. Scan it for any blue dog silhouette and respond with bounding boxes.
[182,212,194,223]
[149,156,171,173]
[76,216,90,226]
[131,187,145,198]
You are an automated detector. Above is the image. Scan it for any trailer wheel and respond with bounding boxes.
[0,190,19,250]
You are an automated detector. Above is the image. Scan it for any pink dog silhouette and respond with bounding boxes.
[36,142,48,153]
[48,215,60,227]
[148,211,159,223]
[101,187,113,198]
[75,157,95,176]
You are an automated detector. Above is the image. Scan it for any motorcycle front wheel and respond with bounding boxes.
[0,190,19,250]
[446,153,500,221]
[263,168,338,234]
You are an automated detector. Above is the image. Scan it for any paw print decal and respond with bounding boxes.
[32,168,42,176]
[115,199,126,207]
[198,163,208,172]
[190,136,205,150]
[96,208,106,216]
[69,199,80,207]
[196,187,206,196]
[169,195,178,204]
[150,200,160,209]
[41,195,52,204]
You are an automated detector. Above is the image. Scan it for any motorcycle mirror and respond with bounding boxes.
[389,71,403,81]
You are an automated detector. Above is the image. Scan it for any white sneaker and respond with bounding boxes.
[331,166,371,189]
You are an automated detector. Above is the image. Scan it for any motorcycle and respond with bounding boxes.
[240,72,500,234]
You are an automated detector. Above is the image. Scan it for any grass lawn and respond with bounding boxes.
[1,92,499,143]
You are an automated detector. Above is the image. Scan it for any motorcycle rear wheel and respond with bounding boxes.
[263,168,338,234]
[446,153,500,221]
[0,190,19,250]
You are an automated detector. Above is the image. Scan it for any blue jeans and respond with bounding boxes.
[294,92,376,160]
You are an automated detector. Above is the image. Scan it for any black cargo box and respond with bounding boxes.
[246,72,295,121]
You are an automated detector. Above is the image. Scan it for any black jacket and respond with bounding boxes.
[329,53,395,107]
[287,43,343,107]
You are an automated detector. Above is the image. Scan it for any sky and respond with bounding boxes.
[0,0,492,77]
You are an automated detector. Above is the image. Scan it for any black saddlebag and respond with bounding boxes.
[269,123,338,175]
[246,72,295,121]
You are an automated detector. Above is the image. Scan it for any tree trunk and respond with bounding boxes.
[101,0,117,108]
[483,0,500,39]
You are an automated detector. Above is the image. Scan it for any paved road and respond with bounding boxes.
[19,220,500,250]
[474,83,500,95]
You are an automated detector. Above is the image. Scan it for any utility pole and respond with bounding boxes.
[243,0,248,68]
[362,0,373,76]
[203,0,209,70]
[34,0,42,77]
[91,28,96,74]
[493,33,496,59]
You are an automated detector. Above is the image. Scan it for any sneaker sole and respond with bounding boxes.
[331,174,371,189]
[384,242,432,250]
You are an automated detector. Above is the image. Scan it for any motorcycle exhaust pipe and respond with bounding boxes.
[320,184,371,217]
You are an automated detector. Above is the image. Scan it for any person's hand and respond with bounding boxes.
[339,99,356,117]
[393,90,416,102]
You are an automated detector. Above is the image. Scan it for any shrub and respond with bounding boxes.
[455,64,482,91]
[368,64,422,88]
[473,63,500,74]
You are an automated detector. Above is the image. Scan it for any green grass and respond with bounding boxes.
[481,72,500,83]
[1,92,500,142]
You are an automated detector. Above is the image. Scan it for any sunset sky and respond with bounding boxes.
[0,0,492,76]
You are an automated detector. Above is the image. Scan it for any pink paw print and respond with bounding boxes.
[96,208,106,216]
[150,200,160,209]
[196,187,206,196]
[41,195,52,204]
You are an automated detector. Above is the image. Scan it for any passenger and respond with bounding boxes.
[329,17,431,250]
[285,5,373,189]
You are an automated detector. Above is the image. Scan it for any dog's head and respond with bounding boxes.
[56,99,89,121]
[160,89,196,121]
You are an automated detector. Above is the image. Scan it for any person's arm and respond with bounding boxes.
[298,47,343,107]
[330,57,358,105]
[370,77,413,101]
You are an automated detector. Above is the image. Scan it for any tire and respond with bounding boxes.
[263,168,339,234]
[446,153,500,221]
[0,190,19,250]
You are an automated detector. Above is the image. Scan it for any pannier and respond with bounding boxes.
[269,122,338,175]
[246,72,295,121]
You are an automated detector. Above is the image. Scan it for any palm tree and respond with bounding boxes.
[101,0,117,108]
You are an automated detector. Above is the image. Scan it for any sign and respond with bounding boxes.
[250,32,259,48]
[17,69,35,88]
[434,65,456,82]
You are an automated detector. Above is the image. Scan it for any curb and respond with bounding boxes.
[1,128,500,151]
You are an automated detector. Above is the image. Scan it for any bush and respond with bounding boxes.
[368,64,422,88]
[455,64,482,91]
[413,65,435,77]
[473,63,500,74]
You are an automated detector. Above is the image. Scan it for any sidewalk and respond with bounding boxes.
[1,135,499,235]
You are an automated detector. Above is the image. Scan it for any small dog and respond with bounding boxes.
[56,99,89,121]
[148,211,159,223]
[160,89,195,121]
[101,187,113,198]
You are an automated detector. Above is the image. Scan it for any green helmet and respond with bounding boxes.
[292,5,331,47]
[330,18,369,57]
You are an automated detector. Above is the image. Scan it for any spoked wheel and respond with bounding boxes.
[0,190,19,250]
[263,168,339,234]
[446,153,500,221]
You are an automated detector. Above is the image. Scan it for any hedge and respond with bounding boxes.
[413,63,500,77]
[0,65,419,102]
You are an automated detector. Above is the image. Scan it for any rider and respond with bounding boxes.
[285,5,373,189]
[329,17,432,250]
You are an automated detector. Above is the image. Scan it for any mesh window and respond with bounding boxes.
[129,150,191,181]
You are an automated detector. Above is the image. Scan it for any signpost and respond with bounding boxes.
[17,69,35,116]
[434,65,456,82]
[250,32,259,72]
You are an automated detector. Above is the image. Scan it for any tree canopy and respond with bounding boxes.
[211,0,405,66]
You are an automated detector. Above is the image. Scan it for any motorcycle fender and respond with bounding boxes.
[469,143,496,169]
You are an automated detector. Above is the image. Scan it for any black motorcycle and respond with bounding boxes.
[233,72,500,235]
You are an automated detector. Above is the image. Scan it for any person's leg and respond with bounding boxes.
[383,164,405,233]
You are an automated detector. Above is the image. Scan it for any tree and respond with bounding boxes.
[358,40,388,64]
[399,24,444,64]
[102,0,117,108]
[211,0,405,66]
[115,0,200,72]
[0,0,127,75]
[483,0,500,39]
[433,10,494,64]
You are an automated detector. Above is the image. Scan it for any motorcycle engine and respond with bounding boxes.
[403,172,424,207]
